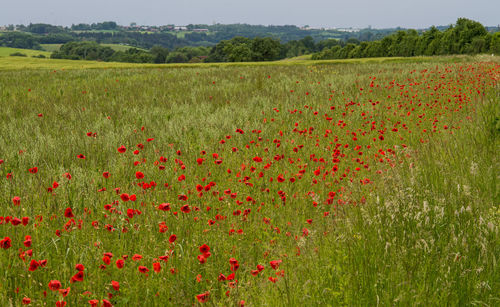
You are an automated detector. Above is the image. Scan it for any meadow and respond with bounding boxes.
[0,55,498,306]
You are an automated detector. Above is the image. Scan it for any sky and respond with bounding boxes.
[1,0,499,29]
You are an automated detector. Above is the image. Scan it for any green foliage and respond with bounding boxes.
[0,32,41,49]
[313,18,496,60]
[9,52,27,57]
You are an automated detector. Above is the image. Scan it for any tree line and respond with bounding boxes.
[49,35,340,63]
[1,22,397,51]
[312,18,500,60]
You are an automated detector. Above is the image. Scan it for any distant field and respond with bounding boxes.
[41,43,146,52]
[0,53,484,71]
[0,47,52,57]
[40,44,62,52]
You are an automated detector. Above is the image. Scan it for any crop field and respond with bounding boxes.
[0,56,499,306]
[40,44,146,53]
[0,47,52,58]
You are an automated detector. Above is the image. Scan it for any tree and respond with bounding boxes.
[491,32,500,55]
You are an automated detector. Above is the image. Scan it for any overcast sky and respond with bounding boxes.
[1,0,499,29]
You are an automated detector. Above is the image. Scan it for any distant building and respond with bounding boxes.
[174,26,188,31]
[193,29,209,32]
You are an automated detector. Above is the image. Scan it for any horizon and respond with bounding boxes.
[3,19,499,31]
[1,0,499,30]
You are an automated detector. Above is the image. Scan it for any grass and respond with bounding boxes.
[0,54,487,71]
[0,56,498,306]
[41,44,146,53]
[40,44,63,52]
[0,47,52,58]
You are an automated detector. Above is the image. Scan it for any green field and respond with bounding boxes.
[0,47,52,58]
[0,55,498,306]
[41,43,146,53]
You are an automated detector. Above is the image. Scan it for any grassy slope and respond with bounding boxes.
[0,54,487,71]
[41,43,147,52]
[0,47,52,57]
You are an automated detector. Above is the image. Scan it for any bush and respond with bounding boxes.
[9,52,27,57]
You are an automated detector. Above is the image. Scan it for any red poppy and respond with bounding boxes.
[55,301,66,307]
[180,205,190,213]
[71,271,84,283]
[197,254,206,264]
[195,291,210,303]
[117,146,126,153]
[111,280,119,291]
[102,299,113,307]
[23,235,32,247]
[269,260,282,270]
[22,297,31,305]
[64,208,74,218]
[132,254,142,261]
[59,287,70,297]
[120,193,130,202]
[0,237,12,249]
[153,262,161,273]
[138,266,149,273]
[88,300,99,307]
[28,259,39,272]
[116,259,124,269]
[48,280,61,291]
[135,171,144,179]
[75,263,85,271]
[12,196,21,206]
[28,167,38,174]
[199,244,210,254]
[77,154,86,159]
[169,234,177,243]
[102,171,110,178]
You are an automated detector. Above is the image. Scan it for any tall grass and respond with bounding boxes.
[0,58,498,306]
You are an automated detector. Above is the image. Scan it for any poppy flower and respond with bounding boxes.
[116,259,124,269]
[56,301,66,307]
[135,171,144,179]
[270,260,282,270]
[138,266,149,273]
[88,300,99,307]
[77,154,86,159]
[195,291,210,303]
[22,297,31,305]
[120,194,130,202]
[102,172,110,178]
[132,254,142,261]
[199,244,210,254]
[197,254,206,264]
[12,196,21,206]
[117,146,126,153]
[169,234,177,243]
[102,299,113,307]
[0,237,12,249]
[24,235,32,247]
[59,287,70,297]
[28,167,38,174]
[180,204,190,213]
[48,280,61,291]
[28,259,39,272]
[153,262,161,273]
[75,263,85,271]
[64,208,74,218]
[111,280,119,291]
[71,271,84,283]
